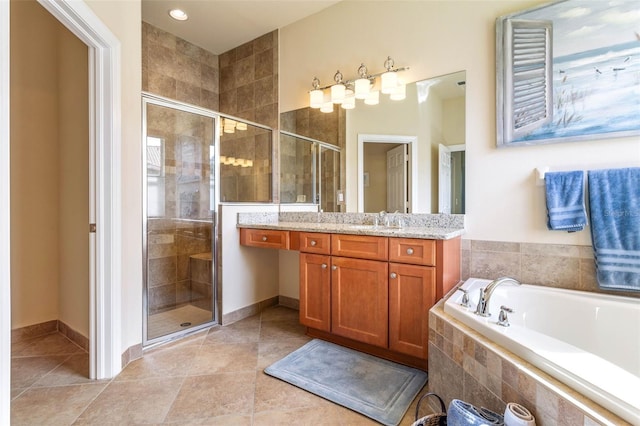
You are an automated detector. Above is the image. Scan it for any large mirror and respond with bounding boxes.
[281,70,466,214]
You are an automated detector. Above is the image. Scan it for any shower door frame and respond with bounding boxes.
[142,94,221,347]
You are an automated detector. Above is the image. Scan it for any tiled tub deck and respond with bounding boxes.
[428,301,630,426]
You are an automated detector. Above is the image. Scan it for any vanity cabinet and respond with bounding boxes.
[298,233,448,368]
[241,226,461,369]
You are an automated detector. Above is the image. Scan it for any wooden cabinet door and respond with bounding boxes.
[331,256,388,347]
[299,253,331,332]
[388,262,436,359]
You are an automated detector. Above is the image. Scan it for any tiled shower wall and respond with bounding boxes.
[147,219,212,315]
[461,239,639,298]
[218,31,279,203]
[142,22,219,110]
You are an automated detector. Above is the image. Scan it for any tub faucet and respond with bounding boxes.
[474,277,521,317]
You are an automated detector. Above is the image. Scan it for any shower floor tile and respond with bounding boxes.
[148,304,213,339]
[10,305,436,425]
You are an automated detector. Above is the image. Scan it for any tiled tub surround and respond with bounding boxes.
[460,239,640,299]
[237,212,465,239]
[428,300,631,426]
[447,278,639,424]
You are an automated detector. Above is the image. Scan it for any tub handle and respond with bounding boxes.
[456,287,471,308]
[498,305,514,327]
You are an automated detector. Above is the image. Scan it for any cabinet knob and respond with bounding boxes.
[321,263,327,269]
[262,236,267,242]
[331,265,337,271]
[390,272,397,279]
[406,248,414,255]
[310,240,317,246]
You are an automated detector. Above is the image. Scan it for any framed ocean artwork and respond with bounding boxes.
[496,0,640,147]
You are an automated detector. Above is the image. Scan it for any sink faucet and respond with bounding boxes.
[376,211,388,227]
[474,277,521,317]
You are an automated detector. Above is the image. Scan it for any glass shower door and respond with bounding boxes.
[143,96,217,345]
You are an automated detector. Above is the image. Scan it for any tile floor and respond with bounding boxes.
[11,306,436,425]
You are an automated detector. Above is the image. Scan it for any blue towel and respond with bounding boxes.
[447,399,504,426]
[588,167,640,292]
[545,170,587,232]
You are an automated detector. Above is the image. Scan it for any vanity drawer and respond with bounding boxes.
[331,234,388,261]
[240,228,289,250]
[299,232,331,254]
[389,238,436,266]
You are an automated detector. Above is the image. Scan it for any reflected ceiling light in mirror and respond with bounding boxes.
[308,56,408,113]
[221,118,249,134]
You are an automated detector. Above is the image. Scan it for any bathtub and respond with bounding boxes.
[444,278,640,425]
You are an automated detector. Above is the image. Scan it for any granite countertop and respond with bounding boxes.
[237,212,465,240]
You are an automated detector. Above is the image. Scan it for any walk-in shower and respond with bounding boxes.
[142,94,275,345]
[142,95,218,344]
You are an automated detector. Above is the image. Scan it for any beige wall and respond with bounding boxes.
[280,0,640,245]
[10,0,89,336]
[85,0,142,351]
[10,0,61,329]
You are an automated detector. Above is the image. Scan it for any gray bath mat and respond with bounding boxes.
[264,339,428,425]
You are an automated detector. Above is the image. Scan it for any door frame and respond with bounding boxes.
[1,0,11,422]
[35,0,122,379]
[357,134,417,213]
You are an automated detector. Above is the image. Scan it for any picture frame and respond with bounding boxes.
[496,0,640,147]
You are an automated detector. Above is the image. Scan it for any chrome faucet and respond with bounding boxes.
[474,277,521,317]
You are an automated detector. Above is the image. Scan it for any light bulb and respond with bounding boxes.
[310,89,324,108]
[364,90,379,105]
[320,101,334,113]
[341,94,356,110]
[354,78,371,99]
[168,9,188,21]
[381,71,398,94]
[330,83,346,104]
[390,80,406,101]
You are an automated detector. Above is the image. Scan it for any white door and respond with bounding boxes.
[438,144,452,214]
[387,145,407,212]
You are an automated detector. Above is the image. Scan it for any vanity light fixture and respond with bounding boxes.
[168,8,188,21]
[219,155,254,168]
[309,56,408,113]
[220,118,249,135]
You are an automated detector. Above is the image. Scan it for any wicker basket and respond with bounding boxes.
[411,392,447,426]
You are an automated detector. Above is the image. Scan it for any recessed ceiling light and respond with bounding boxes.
[168,8,188,21]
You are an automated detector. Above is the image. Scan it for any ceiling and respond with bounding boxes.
[141,0,341,55]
